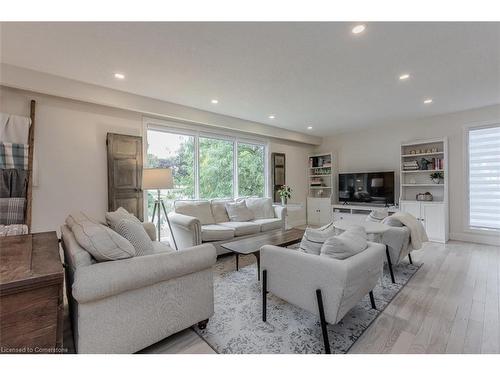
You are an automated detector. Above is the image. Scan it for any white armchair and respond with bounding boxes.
[260,242,385,353]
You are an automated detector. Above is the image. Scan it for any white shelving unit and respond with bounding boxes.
[399,138,449,243]
[307,153,334,225]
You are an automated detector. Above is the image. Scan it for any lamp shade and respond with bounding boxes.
[143,168,174,190]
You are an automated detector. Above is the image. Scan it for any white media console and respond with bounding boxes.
[332,203,399,223]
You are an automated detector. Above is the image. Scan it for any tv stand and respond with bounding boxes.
[332,203,399,223]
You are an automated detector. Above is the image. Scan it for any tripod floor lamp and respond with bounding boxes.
[143,168,178,250]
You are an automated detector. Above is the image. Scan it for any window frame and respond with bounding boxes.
[143,117,269,205]
[464,121,500,234]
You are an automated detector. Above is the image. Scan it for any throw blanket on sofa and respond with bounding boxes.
[383,212,428,250]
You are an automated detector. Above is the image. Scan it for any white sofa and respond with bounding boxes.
[260,241,385,353]
[61,222,217,354]
[168,198,287,255]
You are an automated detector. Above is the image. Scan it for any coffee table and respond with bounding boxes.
[220,228,305,280]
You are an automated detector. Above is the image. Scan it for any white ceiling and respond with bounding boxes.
[1,22,499,136]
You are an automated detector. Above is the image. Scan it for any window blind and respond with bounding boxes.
[468,125,500,230]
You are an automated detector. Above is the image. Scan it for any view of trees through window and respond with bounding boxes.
[146,127,267,238]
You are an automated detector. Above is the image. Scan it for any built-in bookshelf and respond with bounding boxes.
[308,153,333,199]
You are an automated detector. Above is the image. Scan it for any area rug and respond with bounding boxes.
[194,255,421,354]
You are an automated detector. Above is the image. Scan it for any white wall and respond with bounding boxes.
[0,86,314,233]
[316,104,500,245]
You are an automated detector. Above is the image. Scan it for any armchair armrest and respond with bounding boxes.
[72,243,216,303]
[272,204,287,220]
[168,212,202,249]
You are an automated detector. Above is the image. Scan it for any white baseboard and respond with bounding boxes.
[450,232,500,246]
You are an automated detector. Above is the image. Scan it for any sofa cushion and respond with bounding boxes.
[320,226,368,260]
[66,212,135,261]
[252,218,282,232]
[151,241,175,254]
[105,207,141,229]
[225,200,254,222]
[211,199,231,223]
[175,200,215,225]
[218,221,260,236]
[299,222,336,255]
[114,218,155,256]
[245,197,274,219]
[201,224,235,241]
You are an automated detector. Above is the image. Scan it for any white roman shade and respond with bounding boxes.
[468,125,500,230]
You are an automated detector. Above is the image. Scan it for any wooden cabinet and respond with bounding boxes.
[0,232,64,353]
[400,201,448,243]
[307,197,333,226]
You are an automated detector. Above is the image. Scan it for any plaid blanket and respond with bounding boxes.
[0,197,26,225]
[0,142,29,170]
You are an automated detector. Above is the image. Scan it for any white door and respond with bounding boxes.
[400,201,421,220]
[421,203,445,243]
[307,198,320,225]
[319,205,333,225]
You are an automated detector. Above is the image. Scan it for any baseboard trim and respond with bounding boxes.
[450,232,500,246]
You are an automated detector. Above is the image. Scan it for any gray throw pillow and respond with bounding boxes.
[299,222,337,255]
[225,201,255,222]
[105,207,141,230]
[320,226,368,260]
[66,212,135,262]
[382,215,404,227]
[114,218,154,256]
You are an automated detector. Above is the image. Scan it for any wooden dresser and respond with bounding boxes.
[0,232,64,353]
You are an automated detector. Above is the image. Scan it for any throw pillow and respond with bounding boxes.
[225,200,255,222]
[66,212,135,261]
[245,197,274,219]
[382,215,404,227]
[105,207,141,230]
[174,200,215,225]
[299,222,337,255]
[210,199,231,223]
[114,218,154,256]
[366,208,389,222]
[320,226,368,260]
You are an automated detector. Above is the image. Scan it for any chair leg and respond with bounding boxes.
[385,245,396,283]
[408,253,413,264]
[262,269,267,322]
[316,289,331,354]
[369,291,376,310]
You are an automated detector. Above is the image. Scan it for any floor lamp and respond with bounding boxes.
[143,168,178,250]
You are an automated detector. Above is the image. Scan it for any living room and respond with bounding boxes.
[1,1,500,372]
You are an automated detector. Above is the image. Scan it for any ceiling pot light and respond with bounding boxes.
[211,99,219,104]
[307,126,313,130]
[399,73,410,80]
[352,24,366,34]
[424,99,433,104]
[268,115,275,119]
[114,73,125,80]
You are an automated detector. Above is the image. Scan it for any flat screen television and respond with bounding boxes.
[338,171,395,206]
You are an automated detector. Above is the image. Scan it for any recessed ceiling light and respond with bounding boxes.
[114,73,125,80]
[424,98,433,104]
[211,99,219,104]
[268,115,275,119]
[307,126,313,130]
[352,24,366,34]
[399,73,410,80]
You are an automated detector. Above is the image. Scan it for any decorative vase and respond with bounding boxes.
[432,178,442,184]
[281,197,287,205]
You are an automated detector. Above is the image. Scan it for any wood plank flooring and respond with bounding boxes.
[64,240,500,354]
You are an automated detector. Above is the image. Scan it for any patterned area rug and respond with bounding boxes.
[195,254,421,354]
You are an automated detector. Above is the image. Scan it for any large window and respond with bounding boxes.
[145,123,268,218]
[467,124,500,231]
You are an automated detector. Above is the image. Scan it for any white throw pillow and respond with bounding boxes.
[299,222,337,255]
[320,226,368,260]
[366,208,389,222]
[66,212,135,262]
[210,199,231,223]
[225,201,255,222]
[105,207,141,230]
[114,218,154,256]
[174,200,215,225]
[245,197,274,219]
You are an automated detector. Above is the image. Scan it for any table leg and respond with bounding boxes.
[254,252,261,281]
[385,245,396,283]
[235,253,239,271]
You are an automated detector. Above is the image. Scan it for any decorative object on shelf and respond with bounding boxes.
[278,185,292,205]
[431,147,438,153]
[409,177,416,184]
[420,158,430,170]
[410,150,416,154]
[416,192,433,201]
[430,171,444,184]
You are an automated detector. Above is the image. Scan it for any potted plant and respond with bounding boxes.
[278,185,292,205]
[430,171,444,184]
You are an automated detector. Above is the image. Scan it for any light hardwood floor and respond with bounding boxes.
[65,240,500,354]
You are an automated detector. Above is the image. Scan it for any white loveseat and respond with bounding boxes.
[61,221,217,353]
[168,198,287,255]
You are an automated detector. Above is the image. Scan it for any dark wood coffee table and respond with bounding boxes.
[220,228,305,280]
